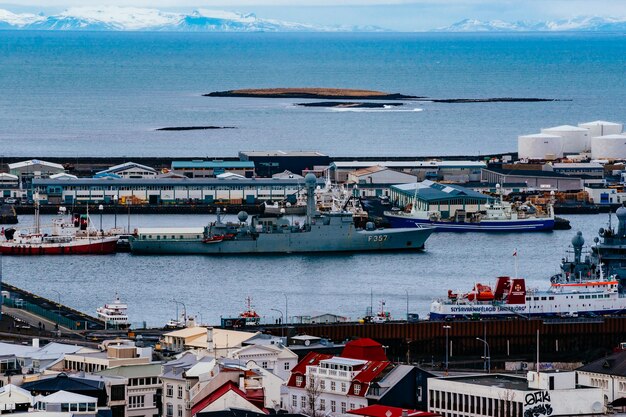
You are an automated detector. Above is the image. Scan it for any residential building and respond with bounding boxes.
[160,353,215,417]
[388,180,493,215]
[161,327,259,358]
[239,151,330,178]
[191,381,265,415]
[427,371,605,417]
[577,350,626,409]
[97,363,163,417]
[231,344,298,382]
[33,390,98,415]
[171,161,255,179]
[481,168,583,192]
[60,343,152,373]
[348,404,439,417]
[0,384,33,413]
[95,162,158,179]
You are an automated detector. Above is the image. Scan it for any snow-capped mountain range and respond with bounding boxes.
[0,6,385,32]
[436,17,626,32]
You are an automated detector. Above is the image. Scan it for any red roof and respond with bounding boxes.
[348,360,391,396]
[342,338,388,361]
[191,381,267,416]
[348,405,440,417]
[287,352,333,388]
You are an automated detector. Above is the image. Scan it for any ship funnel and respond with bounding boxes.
[571,231,584,264]
[617,206,626,237]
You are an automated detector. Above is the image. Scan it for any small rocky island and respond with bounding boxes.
[156,126,235,131]
[204,88,420,100]
[296,101,404,109]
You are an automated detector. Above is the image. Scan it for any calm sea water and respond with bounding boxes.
[1,32,625,327]
[0,212,614,327]
[0,31,625,157]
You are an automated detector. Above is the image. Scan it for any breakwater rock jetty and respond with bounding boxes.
[204,88,420,100]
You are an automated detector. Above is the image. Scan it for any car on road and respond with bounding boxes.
[4,198,17,204]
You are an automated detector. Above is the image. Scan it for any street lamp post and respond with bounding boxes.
[405,289,409,321]
[443,325,451,371]
[52,289,61,326]
[127,200,131,234]
[270,308,284,338]
[283,294,288,325]
[476,337,491,373]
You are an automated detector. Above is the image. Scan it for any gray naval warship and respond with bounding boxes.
[590,206,626,290]
[129,174,434,254]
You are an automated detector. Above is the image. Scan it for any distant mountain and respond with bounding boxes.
[0,6,387,32]
[435,17,626,32]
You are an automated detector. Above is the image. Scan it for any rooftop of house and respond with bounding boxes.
[578,350,626,377]
[95,362,163,378]
[348,405,439,417]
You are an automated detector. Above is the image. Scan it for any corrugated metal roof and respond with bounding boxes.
[32,177,317,187]
[8,159,64,170]
[171,161,255,169]
[391,180,493,202]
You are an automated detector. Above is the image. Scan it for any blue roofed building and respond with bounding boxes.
[389,180,493,216]
[171,160,255,178]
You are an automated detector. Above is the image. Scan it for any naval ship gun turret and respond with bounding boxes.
[591,205,626,292]
[553,231,597,283]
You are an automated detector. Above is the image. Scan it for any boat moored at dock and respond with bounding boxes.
[129,174,433,254]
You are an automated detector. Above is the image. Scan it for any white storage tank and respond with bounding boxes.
[518,133,563,160]
[579,120,623,138]
[591,134,626,160]
[541,125,590,153]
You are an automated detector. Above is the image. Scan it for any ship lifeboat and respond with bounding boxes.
[203,235,224,243]
[466,284,495,302]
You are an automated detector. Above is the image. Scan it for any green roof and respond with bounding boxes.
[391,180,493,203]
[96,363,163,378]
[171,160,254,169]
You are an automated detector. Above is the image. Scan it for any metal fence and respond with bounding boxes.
[2,296,80,330]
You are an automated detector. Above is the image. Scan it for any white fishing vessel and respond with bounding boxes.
[96,293,130,329]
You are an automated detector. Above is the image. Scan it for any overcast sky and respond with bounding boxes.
[2,0,625,31]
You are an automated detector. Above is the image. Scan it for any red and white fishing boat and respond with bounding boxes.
[0,202,119,256]
[239,296,261,326]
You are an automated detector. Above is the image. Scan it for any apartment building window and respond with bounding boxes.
[284,362,291,370]
[129,395,145,409]
[262,361,268,369]
[111,385,125,401]
[320,380,325,390]
[166,385,173,398]
[177,405,183,417]
[353,384,361,395]
[177,386,183,399]
[331,400,336,412]
[166,404,173,417]
[341,402,346,413]
[350,403,356,410]
[292,395,297,407]
[301,396,306,409]
[296,376,303,387]
[330,381,336,391]
[320,399,326,411]
[341,382,347,393]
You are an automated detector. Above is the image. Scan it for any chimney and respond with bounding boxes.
[207,327,214,352]
[32,338,40,349]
